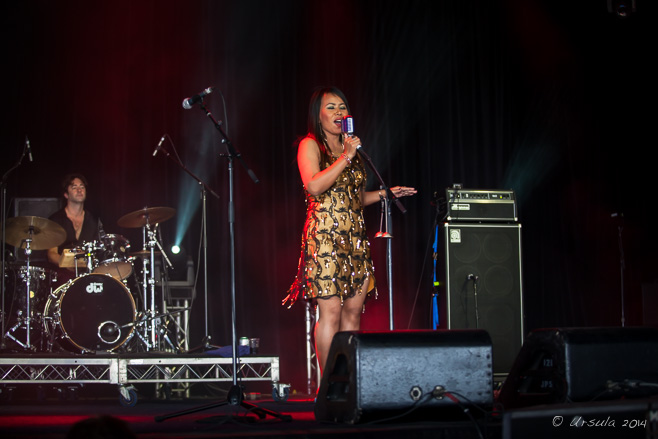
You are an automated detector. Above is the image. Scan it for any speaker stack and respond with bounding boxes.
[444,187,523,375]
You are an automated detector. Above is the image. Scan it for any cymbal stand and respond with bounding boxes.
[140,220,173,350]
[4,231,35,350]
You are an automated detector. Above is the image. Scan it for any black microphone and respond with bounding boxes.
[182,86,214,109]
[153,135,165,157]
[25,136,33,162]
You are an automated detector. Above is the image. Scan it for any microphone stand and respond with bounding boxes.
[155,99,289,424]
[356,147,406,330]
[430,193,448,330]
[1,139,31,349]
[154,136,219,348]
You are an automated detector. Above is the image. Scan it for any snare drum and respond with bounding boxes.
[43,274,136,353]
[92,234,132,280]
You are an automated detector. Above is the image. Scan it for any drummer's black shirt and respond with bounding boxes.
[48,208,102,253]
[48,208,103,284]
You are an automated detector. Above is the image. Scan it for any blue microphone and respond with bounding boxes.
[341,115,354,136]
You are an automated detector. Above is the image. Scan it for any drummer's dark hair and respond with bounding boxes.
[61,173,89,195]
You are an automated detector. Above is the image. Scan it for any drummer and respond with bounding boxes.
[47,173,103,283]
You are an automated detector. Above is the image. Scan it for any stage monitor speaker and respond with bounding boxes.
[444,223,524,375]
[12,197,63,262]
[314,330,493,424]
[498,327,658,410]
[503,398,656,439]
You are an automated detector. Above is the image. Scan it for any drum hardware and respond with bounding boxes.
[118,307,190,353]
[1,216,65,350]
[3,265,57,351]
[97,320,123,345]
[72,241,99,276]
[92,234,133,280]
[118,206,175,351]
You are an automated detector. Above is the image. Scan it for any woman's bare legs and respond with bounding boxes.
[315,281,370,374]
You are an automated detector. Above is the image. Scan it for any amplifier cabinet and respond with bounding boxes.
[445,223,524,374]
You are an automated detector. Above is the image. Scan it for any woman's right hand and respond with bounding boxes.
[342,135,361,160]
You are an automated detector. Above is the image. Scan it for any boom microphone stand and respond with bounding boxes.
[153,134,219,347]
[156,93,289,423]
[1,137,31,349]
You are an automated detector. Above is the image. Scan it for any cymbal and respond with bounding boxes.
[3,216,67,250]
[117,207,175,228]
[128,249,162,258]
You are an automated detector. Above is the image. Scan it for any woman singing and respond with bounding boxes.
[284,86,416,374]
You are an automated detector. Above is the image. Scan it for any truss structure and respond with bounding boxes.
[0,355,280,404]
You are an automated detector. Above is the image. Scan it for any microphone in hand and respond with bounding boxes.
[342,115,363,150]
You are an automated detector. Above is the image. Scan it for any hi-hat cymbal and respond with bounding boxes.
[117,207,175,228]
[3,216,67,250]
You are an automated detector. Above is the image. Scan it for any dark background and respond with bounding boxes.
[2,0,655,393]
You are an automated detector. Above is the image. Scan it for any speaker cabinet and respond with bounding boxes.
[314,330,493,424]
[12,197,63,262]
[498,327,658,410]
[445,223,524,374]
[503,398,655,439]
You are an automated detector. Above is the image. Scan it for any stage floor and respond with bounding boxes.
[3,383,657,438]
[0,393,496,439]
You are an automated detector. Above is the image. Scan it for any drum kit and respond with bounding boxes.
[1,206,185,354]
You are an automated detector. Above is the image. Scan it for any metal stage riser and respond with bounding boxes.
[0,356,279,386]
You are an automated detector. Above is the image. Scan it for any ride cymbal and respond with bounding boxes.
[117,207,175,228]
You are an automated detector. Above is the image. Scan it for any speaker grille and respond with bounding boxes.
[445,223,524,374]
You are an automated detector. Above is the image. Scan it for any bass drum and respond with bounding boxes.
[44,274,136,353]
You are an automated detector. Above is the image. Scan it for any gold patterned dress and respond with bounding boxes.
[284,153,376,307]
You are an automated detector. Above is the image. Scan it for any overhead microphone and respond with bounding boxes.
[153,135,165,157]
[25,136,33,162]
[182,86,214,109]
